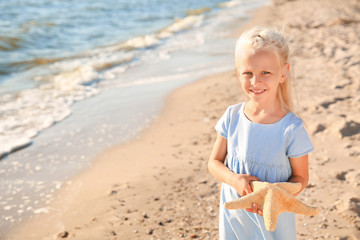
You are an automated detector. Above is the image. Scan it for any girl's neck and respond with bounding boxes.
[244,100,288,124]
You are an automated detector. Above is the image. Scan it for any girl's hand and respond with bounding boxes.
[231,174,263,216]
[245,203,263,216]
[231,174,258,197]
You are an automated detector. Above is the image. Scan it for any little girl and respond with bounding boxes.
[208,26,314,239]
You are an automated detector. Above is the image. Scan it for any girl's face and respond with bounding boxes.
[237,48,288,106]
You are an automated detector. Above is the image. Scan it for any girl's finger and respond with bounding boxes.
[258,209,263,216]
[252,203,263,216]
[252,203,258,212]
[246,185,253,194]
[249,176,259,181]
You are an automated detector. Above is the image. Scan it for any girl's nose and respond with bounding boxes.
[250,75,260,85]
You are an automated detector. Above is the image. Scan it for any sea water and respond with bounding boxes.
[0,0,269,236]
[0,0,232,158]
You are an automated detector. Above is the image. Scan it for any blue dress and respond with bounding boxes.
[215,103,314,240]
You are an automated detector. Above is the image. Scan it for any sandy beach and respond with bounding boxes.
[6,0,360,239]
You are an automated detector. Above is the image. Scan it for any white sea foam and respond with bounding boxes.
[160,15,204,36]
[0,63,99,159]
[0,41,139,159]
[217,0,240,8]
[125,34,160,49]
[111,14,204,51]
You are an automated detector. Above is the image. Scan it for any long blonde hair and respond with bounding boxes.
[235,26,295,114]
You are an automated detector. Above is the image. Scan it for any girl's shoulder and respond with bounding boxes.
[224,102,245,114]
[282,112,308,138]
[217,103,245,126]
[283,112,303,128]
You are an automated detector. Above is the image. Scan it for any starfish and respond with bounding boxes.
[224,181,320,231]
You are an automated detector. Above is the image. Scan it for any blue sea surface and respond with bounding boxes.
[1,0,240,158]
[0,0,228,83]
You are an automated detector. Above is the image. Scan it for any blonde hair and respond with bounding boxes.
[235,26,295,114]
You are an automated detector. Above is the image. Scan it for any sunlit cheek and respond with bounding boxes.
[241,76,252,81]
[239,78,248,88]
[240,78,250,87]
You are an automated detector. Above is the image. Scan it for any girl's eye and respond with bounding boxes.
[243,72,252,76]
[262,71,270,75]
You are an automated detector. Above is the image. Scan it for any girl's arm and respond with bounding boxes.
[208,133,258,196]
[289,154,309,196]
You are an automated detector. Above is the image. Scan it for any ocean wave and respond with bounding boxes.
[109,14,205,51]
[10,58,60,70]
[186,7,211,16]
[2,12,205,75]
[0,64,99,159]
[160,14,204,36]
[20,20,56,33]
[0,5,208,159]
[217,0,241,8]
[0,36,22,51]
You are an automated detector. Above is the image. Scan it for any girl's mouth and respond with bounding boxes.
[250,89,266,94]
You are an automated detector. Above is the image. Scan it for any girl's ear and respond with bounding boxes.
[280,63,290,83]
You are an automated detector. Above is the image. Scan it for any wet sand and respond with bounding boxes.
[7,0,360,239]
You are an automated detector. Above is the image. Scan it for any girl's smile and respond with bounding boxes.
[249,89,266,95]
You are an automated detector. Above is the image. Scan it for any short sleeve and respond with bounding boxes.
[286,123,314,158]
[215,106,231,139]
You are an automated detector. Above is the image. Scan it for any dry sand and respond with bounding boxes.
[7,0,360,239]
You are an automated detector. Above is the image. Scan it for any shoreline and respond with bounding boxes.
[6,0,360,239]
[7,69,243,239]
